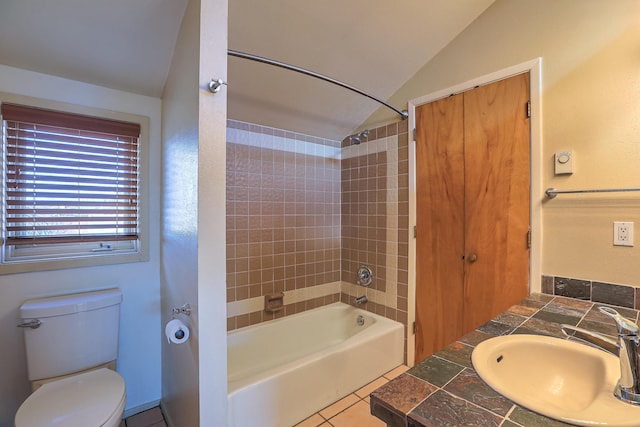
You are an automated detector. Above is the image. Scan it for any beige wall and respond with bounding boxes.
[161,0,201,424]
[161,0,230,424]
[197,0,229,420]
[364,0,640,288]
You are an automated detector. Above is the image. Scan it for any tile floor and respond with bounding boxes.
[120,406,166,427]
[118,365,408,427]
[294,365,409,427]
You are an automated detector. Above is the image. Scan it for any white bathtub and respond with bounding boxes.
[227,302,404,427]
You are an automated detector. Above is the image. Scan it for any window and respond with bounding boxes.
[0,102,144,270]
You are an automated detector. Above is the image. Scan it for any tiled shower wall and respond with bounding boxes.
[340,121,410,326]
[226,120,342,330]
[225,119,410,332]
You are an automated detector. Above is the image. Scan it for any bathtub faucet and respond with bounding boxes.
[561,306,640,405]
[354,296,368,305]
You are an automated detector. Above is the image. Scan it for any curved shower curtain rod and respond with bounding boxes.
[228,49,409,120]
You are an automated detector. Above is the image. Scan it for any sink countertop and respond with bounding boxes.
[370,293,640,427]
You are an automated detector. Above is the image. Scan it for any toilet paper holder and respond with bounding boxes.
[171,303,191,317]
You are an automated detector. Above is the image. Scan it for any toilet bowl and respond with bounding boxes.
[16,289,126,427]
[15,368,126,427]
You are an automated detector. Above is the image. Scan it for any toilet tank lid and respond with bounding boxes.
[20,288,122,318]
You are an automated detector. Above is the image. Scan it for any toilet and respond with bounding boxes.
[14,289,126,427]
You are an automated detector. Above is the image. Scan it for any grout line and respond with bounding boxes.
[441,388,508,422]
[324,393,361,424]
[501,405,525,427]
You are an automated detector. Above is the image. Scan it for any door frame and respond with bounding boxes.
[406,58,542,366]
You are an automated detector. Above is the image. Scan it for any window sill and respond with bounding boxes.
[0,250,148,275]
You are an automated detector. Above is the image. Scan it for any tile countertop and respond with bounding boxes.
[370,293,640,427]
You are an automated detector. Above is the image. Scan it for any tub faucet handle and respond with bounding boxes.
[357,265,373,287]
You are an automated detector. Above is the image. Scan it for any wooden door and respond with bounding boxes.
[462,73,531,330]
[415,94,465,360]
[414,73,531,362]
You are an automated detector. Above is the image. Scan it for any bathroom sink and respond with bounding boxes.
[472,334,640,426]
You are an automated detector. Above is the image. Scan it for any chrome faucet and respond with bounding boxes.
[561,306,640,405]
[354,295,368,305]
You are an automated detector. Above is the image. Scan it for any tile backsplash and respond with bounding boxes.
[542,275,640,309]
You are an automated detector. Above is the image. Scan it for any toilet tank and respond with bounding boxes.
[20,288,123,381]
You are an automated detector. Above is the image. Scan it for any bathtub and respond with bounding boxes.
[227,302,404,427]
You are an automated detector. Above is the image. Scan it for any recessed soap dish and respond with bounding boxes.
[264,292,284,313]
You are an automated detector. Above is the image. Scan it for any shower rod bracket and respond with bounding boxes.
[208,78,228,93]
[228,49,408,120]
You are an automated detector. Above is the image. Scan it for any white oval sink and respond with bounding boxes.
[472,334,640,426]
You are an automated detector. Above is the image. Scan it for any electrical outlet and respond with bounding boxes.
[614,221,634,247]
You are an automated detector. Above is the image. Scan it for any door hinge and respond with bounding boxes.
[413,128,417,142]
[412,321,417,334]
[413,225,417,239]
[527,227,532,249]
[526,100,531,118]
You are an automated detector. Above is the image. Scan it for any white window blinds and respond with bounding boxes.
[1,103,141,246]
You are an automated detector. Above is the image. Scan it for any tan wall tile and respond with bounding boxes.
[227,120,409,331]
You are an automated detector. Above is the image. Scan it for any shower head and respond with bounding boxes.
[349,130,370,145]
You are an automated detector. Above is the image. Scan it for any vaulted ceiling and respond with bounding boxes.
[0,0,496,140]
[0,0,189,98]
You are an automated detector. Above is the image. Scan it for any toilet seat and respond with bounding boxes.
[15,368,126,427]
